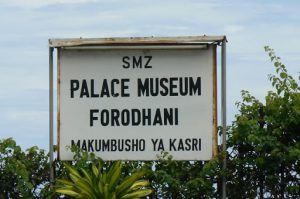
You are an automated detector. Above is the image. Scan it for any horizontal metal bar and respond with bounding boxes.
[49,35,226,47]
[61,44,208,50]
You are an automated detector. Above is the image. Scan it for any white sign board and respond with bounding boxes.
[58,45,216,160]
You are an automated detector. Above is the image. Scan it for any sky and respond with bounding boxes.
[0,0,299,151]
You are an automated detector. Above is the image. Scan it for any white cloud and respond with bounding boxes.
[4,0,98,8]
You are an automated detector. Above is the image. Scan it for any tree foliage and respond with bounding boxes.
[226,46,300,198]
[145,152,220,198]
[0,138,49,198]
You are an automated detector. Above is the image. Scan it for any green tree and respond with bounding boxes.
[0,138,49,198]
[226,46,300,198]
[146,152,220,199]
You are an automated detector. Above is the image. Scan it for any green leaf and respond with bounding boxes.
[70,173,80,183]
[56,188,80,197]
[130,180,150,190]
[75,179,96,198]
[121,189,153,199]
[56,179,74,186]
[108,162,122,191]
[92,164,99,177]
[104,183,109,199]
[291,82,298,90]
[64,163,81,178]
[280,72,287,79]
[98,180,105,198]
[81,168,93,185]
[107,161,122,182]
[102,172,107,184]
[116,170,145,197]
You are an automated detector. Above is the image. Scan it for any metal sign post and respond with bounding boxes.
[49,47,54,185]
[221,38,227,199]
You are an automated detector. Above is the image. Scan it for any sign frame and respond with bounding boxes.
[57,44,216,161]
[48,35,227,196]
